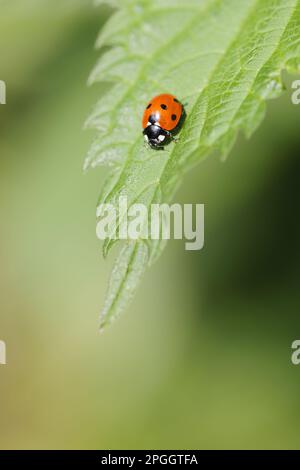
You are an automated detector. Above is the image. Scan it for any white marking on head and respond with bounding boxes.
[158,134,165,142]
[144,134,149,142]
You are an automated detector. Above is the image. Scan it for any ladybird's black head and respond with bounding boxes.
[143,125,170,149]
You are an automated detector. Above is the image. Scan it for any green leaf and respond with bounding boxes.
[99,241,149,331]
[86,0,300,329]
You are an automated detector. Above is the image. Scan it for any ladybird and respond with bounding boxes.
[142,93,184,148]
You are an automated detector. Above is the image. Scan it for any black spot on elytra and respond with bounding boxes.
[146,103,152,109]
[171,114,177,121]
[173,98,179,103]
[160,103,167,110]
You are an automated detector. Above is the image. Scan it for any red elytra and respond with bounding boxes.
[142,93,183,132]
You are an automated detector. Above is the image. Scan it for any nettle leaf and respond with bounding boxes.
[86,0,300,330]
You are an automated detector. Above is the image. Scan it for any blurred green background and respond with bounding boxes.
[1,0,300,450]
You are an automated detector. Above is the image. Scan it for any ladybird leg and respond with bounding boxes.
[143,140,151,150]
[163,130,178,144]
[170,132,179,143]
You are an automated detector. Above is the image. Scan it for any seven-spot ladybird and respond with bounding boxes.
[142,93,184,148]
